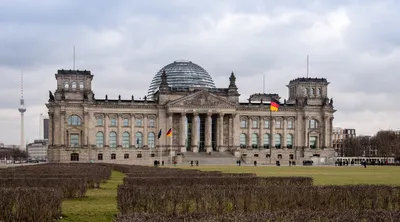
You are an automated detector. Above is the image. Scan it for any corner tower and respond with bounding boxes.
[286,77,330,106]
[53,69,94,102]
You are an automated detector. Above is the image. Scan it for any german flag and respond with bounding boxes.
[270,98,280,112]
[166,128,172,137]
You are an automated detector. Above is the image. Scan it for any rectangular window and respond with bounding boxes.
[123,118,129,127]
[136,119,142,127]
[287,120,293,129]
[264,120,269,129]
[148,119,155,128]
[252,120,258,128]
[309,136,317,149]
[70,134,79,147]
[124,154,129,159]
[111,153,116,159]
[240,120,247,128]
[111,118,117,126]
[96,118,103,126]
[275,120,281,128]
[98,154,103,160]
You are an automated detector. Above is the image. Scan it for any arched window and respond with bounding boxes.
[64,81,69,89]
[68,115,81,126]
[309,119,318,129]
[311,88,315,95]
[317,88,321,95]
[263,134,270,148]
[251,133,258,148]
[70,153,79,161]
[122,132,130,148]
[305,88,308,95]
[136,132,143,148]
[240,133,246,148]
[79,81,84,89]
[111,153,116,159]
[109,132,117,148]
[148,132,155,149]
[275,134,282,148]
[96,132,104,148]
[71,81,77,89]
[277,154,282,159]
[287,134,293,149]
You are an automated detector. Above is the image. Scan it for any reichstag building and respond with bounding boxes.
[46,60,336,164]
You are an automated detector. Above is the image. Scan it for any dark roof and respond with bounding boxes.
[57,69,91,75]
[289,77,328,84]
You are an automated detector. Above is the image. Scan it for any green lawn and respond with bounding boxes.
[176,165,400,185]
[61,171,125,222]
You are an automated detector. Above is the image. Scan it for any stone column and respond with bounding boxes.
[117,114,122,147]
[143,115,148,148]
[329,117,334,148]
[232,114,237,150]
[192,113,199,152]
[218,113,224,151]
[130,115,135,148]
[206,112,212,152]
[84,111,89,146]
[270,118,275,148]
[259,117,263,148]
[48,112,54,145]
[323,116,328,148]
[60,111,65,146]
[168,113,173,149]
[104,114,109,148]
[228,115,233,150]
[247,117,252,148]
[282,117,287,148]
[304,117,308,148]
[180,113,186,152]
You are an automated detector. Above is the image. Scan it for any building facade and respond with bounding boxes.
[27,139,48,161]
[332,127,356,156]
[46,61,336,164]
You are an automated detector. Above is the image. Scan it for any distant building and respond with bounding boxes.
[332,127,356,156]
[43,118,49,140]
[26,139,48,160]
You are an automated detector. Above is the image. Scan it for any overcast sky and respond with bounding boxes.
[1,0,399,145]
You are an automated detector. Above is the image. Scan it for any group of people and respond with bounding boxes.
[153,160,164,167]
[189,160,199,166]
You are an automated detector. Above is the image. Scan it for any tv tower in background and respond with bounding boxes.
[18,72,27,151]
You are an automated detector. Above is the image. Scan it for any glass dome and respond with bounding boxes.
[148,60,216,98]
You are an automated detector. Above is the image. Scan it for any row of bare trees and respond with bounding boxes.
[342,131,400,160]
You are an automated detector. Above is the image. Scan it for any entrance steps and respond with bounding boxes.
[181,151,239,165]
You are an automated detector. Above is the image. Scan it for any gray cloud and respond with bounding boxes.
[1,0,400,144]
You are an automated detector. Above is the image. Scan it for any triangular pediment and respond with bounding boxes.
[167,90,236,108]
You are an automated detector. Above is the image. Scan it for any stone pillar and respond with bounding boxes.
[104,114,109,148]
[130,115,135,148]
[191,113,199,152]
[282,117,287,148]
[60,111,65,146]
[259,117,263,148]
[48,112,54,145]
[143,115,148,148]
[168,113,173,149]
[232,114,237,150]
[329,117,334,148]
[228,115,233,150]
[323,116,328,148]
[117,114,122,147]
[218,113,224,151]
[84,111,89,146]
[180,113,186,152]
[270,118,275,148]
[304,117,308,148]
[247,117,252,148]
[206,112,212,152]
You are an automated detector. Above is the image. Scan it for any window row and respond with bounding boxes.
[239,133,294,149]
[244,153,295,160]
[64,81,84,89]
[96,117,155,128]
[304,87,322,96]
[95,131,156,148]
[70,152,148,161]
[240,119,294,129]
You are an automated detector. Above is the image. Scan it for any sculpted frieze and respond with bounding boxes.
[168,90,235,108]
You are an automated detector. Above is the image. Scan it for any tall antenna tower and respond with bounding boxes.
[18,72,27,152]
